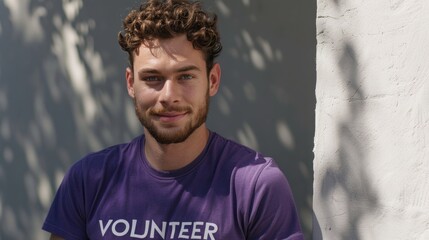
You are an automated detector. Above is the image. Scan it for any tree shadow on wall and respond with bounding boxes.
[314,43,380,240]
[0,1,139,239]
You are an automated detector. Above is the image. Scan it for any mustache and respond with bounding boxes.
[149,106,192,115]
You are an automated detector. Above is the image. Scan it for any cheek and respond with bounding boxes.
[134,90,157,109]
[183,92,204,106]
[184,84,209,102]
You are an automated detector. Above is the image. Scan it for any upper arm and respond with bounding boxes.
[247,161,304,239]
[42,161,87,239]
[49,234,64,240]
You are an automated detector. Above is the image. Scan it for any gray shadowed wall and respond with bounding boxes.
[0,0,315,239]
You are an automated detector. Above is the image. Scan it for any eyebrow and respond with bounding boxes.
[137,65,201,76]
[176,65,201,73]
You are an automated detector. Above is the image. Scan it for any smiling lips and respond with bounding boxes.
[154,112,188,123]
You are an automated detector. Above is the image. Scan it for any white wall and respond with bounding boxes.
[314,0,429,239]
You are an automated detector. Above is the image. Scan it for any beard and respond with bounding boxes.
[134,89,210,144]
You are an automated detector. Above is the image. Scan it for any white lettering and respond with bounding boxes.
[98,219,218,239]
[99,219,113,236]
[112,219,130,237]
[150,220,166,239]
[130,219,149,238]
[178,222,192,239]
[191,222,204,239]
[169,222,180,239]
[204,223,218,240]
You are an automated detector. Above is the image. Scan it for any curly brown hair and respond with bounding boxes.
[118,0,222,72]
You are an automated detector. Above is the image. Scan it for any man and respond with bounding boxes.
[43,0,304,239]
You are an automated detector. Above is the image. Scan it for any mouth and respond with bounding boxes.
[154,111,188,123]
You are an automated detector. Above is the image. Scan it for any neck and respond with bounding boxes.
[143,125,210,171]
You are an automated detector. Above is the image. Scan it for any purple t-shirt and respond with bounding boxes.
[43,132,303,240]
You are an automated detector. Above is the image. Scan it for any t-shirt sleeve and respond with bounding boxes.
[42,161,88,240]
[247,160,304,240]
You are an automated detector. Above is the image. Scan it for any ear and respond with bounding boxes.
[126,67,135,98]
[208,63,221,96]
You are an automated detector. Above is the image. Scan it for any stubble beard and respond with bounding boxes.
[133,90,210,144]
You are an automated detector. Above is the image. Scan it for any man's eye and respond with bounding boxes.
[143,76,162,82]
[179,74,193,80]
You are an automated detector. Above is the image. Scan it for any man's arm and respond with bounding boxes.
[247,160,304,239]
[49,234,64,240]
[43,160,88,239]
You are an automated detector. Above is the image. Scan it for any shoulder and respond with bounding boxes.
[212,132,274,165]
[210,132,283,188]
[209,132,261,163]
[66,135,143,181]
[210,133,303,238]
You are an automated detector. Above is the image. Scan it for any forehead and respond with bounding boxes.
[133,35,205,66]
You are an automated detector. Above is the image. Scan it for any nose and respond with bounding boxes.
[159,79,180,105]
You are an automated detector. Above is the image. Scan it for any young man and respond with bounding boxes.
[43,0,304,239]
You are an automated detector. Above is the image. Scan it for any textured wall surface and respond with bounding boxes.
[314,0,429,239]
[0,0,315,239]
